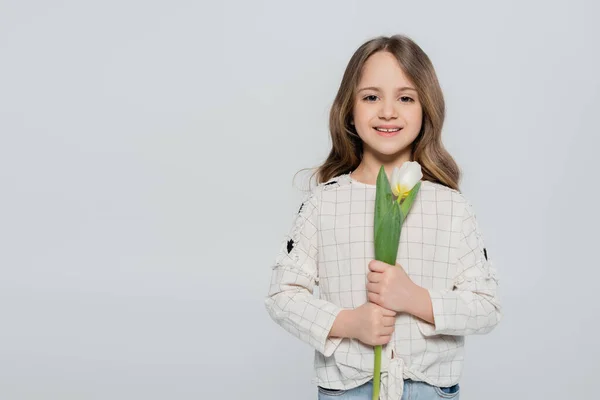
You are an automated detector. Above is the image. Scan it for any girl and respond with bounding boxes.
[264,34,501,400]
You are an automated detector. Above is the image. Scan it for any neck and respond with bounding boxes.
[351,149,413,185]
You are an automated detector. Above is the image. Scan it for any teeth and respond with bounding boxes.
[375,128,401,132]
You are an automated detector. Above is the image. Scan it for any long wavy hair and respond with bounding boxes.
[296,34,461,192]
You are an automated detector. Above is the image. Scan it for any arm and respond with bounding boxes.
[406,286,435,325]
[264,188,344,357]
[328,310,355,339]
[416,199,502,336]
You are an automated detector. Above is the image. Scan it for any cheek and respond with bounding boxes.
[352,104,365,123]
[354,102,376,122]
[411,104,424,121]
[406,106,423,129]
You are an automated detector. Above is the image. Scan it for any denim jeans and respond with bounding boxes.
[317,379,460,400]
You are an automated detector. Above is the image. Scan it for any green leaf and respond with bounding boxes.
[400,181,421,218]
[375,166,400,265]
[374,203,402,265]
[374,166,405,265]
[374,166,393,245]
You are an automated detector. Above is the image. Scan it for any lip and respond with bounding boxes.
[375,125,402,129]
[373,126,403,137]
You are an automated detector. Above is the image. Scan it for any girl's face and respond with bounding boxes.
[352,51,423,160]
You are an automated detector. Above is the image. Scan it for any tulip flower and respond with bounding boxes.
[372,163,422,400]
[390,161,423,201]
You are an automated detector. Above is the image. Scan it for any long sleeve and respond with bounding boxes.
[417,199,502,336]
[264,187,344,357]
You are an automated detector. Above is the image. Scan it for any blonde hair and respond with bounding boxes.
[296,34,461,191]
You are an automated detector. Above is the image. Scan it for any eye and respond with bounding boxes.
[363,95,379,102]
[400,96,415,103]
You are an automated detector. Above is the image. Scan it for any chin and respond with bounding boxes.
[380,148,409,157]
[367,145,409,158]
[364,138,409,155]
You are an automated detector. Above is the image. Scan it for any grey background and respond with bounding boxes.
[1,1,598,399]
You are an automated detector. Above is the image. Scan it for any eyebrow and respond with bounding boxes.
[357,86,417,93]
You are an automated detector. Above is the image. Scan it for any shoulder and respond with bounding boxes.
[297,173,352,213]
[420,179,462,200]
[420,180,473,218]
[320,173,352,190]
[307,173,352,197]
[297,174,342,209]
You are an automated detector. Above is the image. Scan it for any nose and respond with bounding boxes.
[378,98,398,120]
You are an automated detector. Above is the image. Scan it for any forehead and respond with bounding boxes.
[358,51,412,87]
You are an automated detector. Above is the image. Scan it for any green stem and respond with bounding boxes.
[372,345,381,400]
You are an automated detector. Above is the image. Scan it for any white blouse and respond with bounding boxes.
[264,172,501,400]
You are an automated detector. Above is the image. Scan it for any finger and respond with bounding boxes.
[383,316,395,327]
[377,335,392,345]
[367,272,382,283]
[368,260,388,273]
[367,291,381,304]
[381,307,397,317]
[380,326,394,336]
[366,282,380,294]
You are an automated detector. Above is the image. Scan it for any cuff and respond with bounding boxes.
[416,289,447,336]
[316,305,344,357]
[323,336,343,357]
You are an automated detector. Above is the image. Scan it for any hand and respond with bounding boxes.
[348,302,396,346]
[366,259,418,313]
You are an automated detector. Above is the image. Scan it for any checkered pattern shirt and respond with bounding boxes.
[264,173,501,400]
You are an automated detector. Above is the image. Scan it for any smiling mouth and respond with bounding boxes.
[374,127,402,133]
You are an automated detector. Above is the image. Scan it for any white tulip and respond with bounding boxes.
[391,161,423,199]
